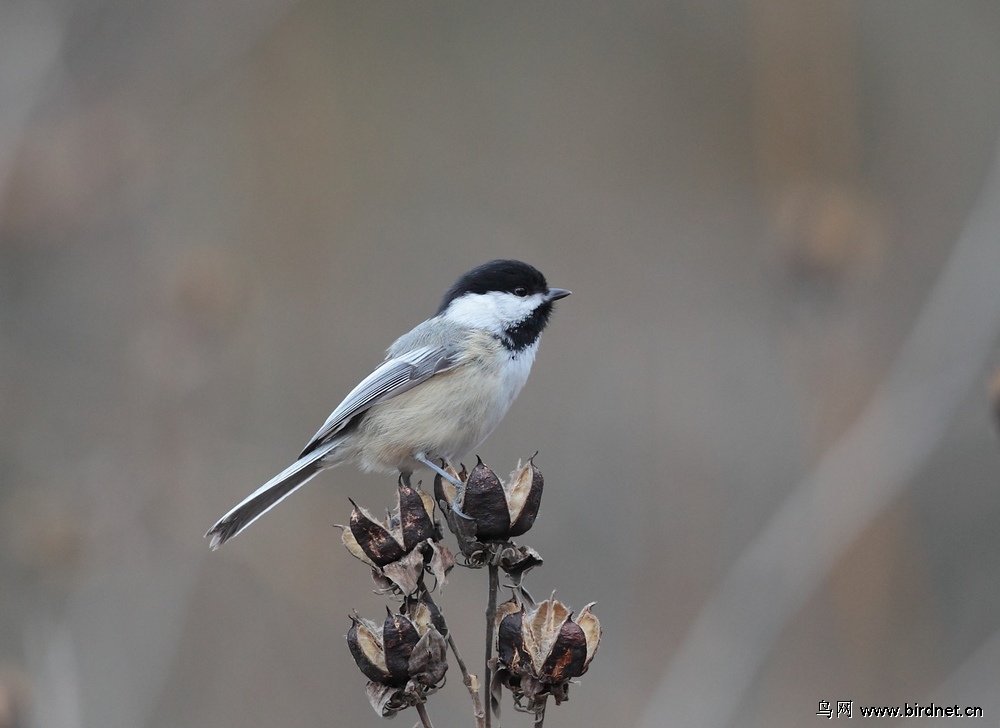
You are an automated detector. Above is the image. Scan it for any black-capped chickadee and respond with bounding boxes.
[206,259,570,548]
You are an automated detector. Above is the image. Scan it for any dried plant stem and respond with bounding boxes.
[484,560,500,728]
[446,632,485,728]
[423,590,485,728]
[535,698,547,728]
[415,700,435,728]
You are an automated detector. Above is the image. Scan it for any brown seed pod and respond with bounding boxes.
[396,477,437,551]
[381,611,421,686]
[494,596,602,712]
[347,614,391,684]
[460,458,511,539]
[348,501,405,567]
[505,457,543,538]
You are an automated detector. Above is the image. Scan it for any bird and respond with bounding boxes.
[206,259,570,549]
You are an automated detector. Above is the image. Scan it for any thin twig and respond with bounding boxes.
[484,559,500,728]
[447,632,486,728]
[415,700,435,728]
[423,590,485,728]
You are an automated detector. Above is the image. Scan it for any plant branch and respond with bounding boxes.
[422,590,485,728]
[535,697,547,727]
[415,700,435,728]
[484,559,500,728]
[447,631,485,728]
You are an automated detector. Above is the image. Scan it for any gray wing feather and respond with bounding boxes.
[299,344,457,457]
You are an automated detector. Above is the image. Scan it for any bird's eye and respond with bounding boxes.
[514,287,528,297]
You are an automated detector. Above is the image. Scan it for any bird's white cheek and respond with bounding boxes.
[444,294,503,333]
[442,291,544,333]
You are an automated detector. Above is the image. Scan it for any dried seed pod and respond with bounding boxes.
[439,456,545,542]
[494,596,602,714]
[575,604,601,670]
[347,614,391,684]
[498,543,543,583]
[495,601,526,672]
[461,458,511,539]
[380,549,426,597]
[427,539,456,588]
[539,619,588,683]
[407,625,448,687]
[382,611,421,685]
[504,458,543,537]
[347,501,405,567]
[347,601,449,717]
[410,597,448,638]
[397,478,437,551]
[338,478,452,594]
[365,681,406,718]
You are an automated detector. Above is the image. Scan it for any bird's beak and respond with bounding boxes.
[547,288,571,301]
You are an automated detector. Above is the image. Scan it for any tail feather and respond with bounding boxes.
[206,453,328,549]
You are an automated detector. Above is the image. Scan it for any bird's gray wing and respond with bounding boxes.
[298,344,459,458]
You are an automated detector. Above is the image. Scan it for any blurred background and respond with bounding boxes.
[2,1,1000,727]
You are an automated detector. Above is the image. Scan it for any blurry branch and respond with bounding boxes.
[639,137,1000,728]
[0,1,69,210]
[21,617,83,728]
[3,3,297,728]
[989,367,1000,433]
[755,0,903,687]
[0,0,299,226]
[928,627,1000,711]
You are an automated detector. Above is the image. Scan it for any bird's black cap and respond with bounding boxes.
[436,260,550,315]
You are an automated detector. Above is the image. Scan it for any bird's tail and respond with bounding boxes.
[206,450,330,549]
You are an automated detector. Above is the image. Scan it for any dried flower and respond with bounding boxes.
[493,596,601,714]
[339,476,454,594]
[435,457,543,541]
[347,600,449,718]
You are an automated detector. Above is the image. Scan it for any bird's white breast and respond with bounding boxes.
[349,331,538,473]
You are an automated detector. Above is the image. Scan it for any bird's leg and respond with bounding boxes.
[415,452,473,521]
[415,452,463,487]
